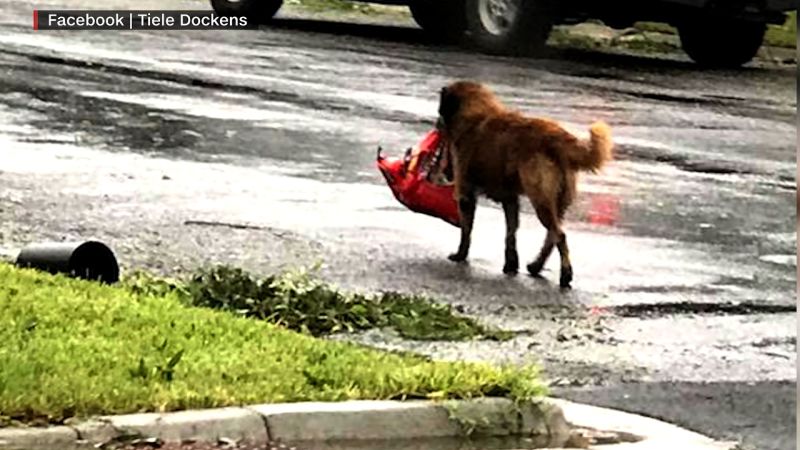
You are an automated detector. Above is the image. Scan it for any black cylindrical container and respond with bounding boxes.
[15,241,120,284]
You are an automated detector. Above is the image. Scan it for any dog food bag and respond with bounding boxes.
[376,129,460,227]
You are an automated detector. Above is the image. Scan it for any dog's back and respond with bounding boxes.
[449,107,611,204]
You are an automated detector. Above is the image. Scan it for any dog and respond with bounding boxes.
[435,81,613,288]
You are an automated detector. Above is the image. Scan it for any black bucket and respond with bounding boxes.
[15,241,120,284]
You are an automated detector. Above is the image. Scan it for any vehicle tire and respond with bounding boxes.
[409,0,466,42]
[210,0,283,24]
[677,17,766,68]
[464,0,555,56]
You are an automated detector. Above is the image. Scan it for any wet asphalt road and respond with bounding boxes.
[0,0,796,449]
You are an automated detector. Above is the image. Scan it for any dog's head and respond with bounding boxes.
[437,81,502,131]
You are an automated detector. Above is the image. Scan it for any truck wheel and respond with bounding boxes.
[465,0,554,56]
[210,0,283,24]
[677,17,766,68]
[409,0,466,42]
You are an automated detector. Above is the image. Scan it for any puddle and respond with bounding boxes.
[611,301,797,318]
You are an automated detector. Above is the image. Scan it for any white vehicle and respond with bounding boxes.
[210,0,795,67]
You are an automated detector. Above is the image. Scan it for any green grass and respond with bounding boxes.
[287,0,379,14]
[549,27,680,55]
[635,13,797,49]
[765,11,796,48]
[614,36,680,54]
[548,28,605,51]
[0,264,545,426]
[633,22,677,35]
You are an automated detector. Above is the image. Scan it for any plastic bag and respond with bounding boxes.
[376,130,460,227]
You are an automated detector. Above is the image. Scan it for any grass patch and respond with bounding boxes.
[765,11,796,48]
[125,265,511,341]
[634,21,677,35]
[635,14,797,49]
[0,264,544,425]
[286,0,378,14]
[613,35,680,54]
[548,28,606,51]
[549,27,680,54]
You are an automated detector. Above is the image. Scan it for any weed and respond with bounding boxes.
[126,265,511,341]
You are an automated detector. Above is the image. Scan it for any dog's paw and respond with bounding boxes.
[503,256,518,275]
[448,252,468,263]
[503,251,518,275]
[526,261,544,277]
[502,263,518,275]
[559,266,573,289]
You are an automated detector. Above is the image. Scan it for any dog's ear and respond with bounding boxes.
[438,86,460,128]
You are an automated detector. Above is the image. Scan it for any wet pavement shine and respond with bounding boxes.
[0,1,796,449]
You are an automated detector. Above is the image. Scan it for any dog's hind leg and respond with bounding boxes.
[555,175,575,288]
[501,197,520,274]
[519,161,556,278]
[527,205,572,288]
[558,172,577,220]
[520,162,574,288]
[526,205,556,277]
[449,190,477,263]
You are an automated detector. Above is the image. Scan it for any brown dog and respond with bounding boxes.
[436,81,613,288]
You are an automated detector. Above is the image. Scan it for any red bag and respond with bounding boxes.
[377,130,460,227]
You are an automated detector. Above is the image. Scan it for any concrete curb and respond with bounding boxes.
[0,397,736,450]
[553,399,738,450]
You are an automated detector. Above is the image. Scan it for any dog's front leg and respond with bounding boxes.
[449,191,476,262]
[501,197,519,274]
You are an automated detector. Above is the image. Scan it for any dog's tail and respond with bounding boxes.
[564,121,613,172]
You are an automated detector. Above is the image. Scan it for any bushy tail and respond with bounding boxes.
[565,121,613,172]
